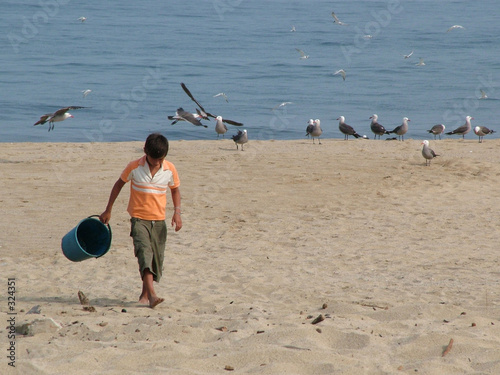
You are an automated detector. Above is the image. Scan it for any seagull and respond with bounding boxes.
[421,140,439,166]
[403,50,414,59]
[427,124,446,140]
[82,89,92,98]
[479,89,488,99]
[416,58,425,66]
[290,25,296,32]
[334,69,346,81]
[215,116,228,139]
[168,107,206,127]
[306,119,322,144]
[78,16,86,22]
[447,25,465,32]
[445,115,473,139]
[272,102,293,111]
[295,48,309,59]
[474,126,495,143]
[331,11,348,26]
[232,129,248,150]
[180,83,243,126]
[33,106,87,131]
[389,117,410,141]
[369,114,390,139]
[213,92,228,102]
[338,116,361,140]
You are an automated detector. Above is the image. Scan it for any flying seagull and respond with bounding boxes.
[447,25,465,32]
[290,25,296,32]
[474,126,495,143]
[416,58,425,66]
[331,11,348,26]
[403,50,414,59]
[272,102,293,111]
[337,116,361,140]
[479,89,488,99]
[34,106,87,131]
[213,92,228,102]
[168,107,206,127]
[295,48,309,59]
[232,129,248,150]
[334,69,346,81]
[421,140,439,166]
[78,16,86,22]
[82,89,92,98]
[180,83,243,126]
[427,124,446,140]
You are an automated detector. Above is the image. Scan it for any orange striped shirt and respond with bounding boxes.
[120,155,180,220]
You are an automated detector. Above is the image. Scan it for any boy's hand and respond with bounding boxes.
[99,210,111,224]
[171,213,182,232]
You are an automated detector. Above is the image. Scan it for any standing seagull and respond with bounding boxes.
[427,124,446,140]
[232,129,248,150]
[369,114,390,139]
[306,119,322,144]
[215,116,228,139]
[34,106,87,131]
[421,140,439,166]
[474,126,495,143]
[337,116,361,140]
[389,117,410,141]
[445,115,473,139]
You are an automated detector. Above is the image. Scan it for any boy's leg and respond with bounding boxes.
[140,269,164,308]
[131,218,167,308]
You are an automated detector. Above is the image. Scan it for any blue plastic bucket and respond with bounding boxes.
[61,215,112,262]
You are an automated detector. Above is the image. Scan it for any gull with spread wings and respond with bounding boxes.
[331,11,348,26]
[168,108,206,127]
[34,106,88,131]
[180,82,243,126]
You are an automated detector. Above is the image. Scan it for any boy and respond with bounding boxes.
[99,133,182,308]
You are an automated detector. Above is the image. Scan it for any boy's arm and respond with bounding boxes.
[99,178,126,224]
[170,187,182,232]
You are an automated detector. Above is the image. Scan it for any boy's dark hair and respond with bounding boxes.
[144,133,169,158]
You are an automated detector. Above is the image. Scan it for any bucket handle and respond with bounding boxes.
[87,215,112,258]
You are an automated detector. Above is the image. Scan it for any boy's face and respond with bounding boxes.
[146,155,165,168]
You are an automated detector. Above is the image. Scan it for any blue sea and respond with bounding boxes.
[2,0,500,143]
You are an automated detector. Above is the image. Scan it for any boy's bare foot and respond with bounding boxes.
[149,297,164,308]
[138,296,149,305]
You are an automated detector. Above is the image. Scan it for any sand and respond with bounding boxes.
[1,138,499,374]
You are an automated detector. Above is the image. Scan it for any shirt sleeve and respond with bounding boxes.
[120,160,136,183]
[166,161,180,189]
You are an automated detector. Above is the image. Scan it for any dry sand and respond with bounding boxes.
[1,138,499,374]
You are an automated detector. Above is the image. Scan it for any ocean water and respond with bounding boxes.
[2,0,500,143]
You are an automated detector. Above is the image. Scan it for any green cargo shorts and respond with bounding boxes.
[130,218,167,282]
